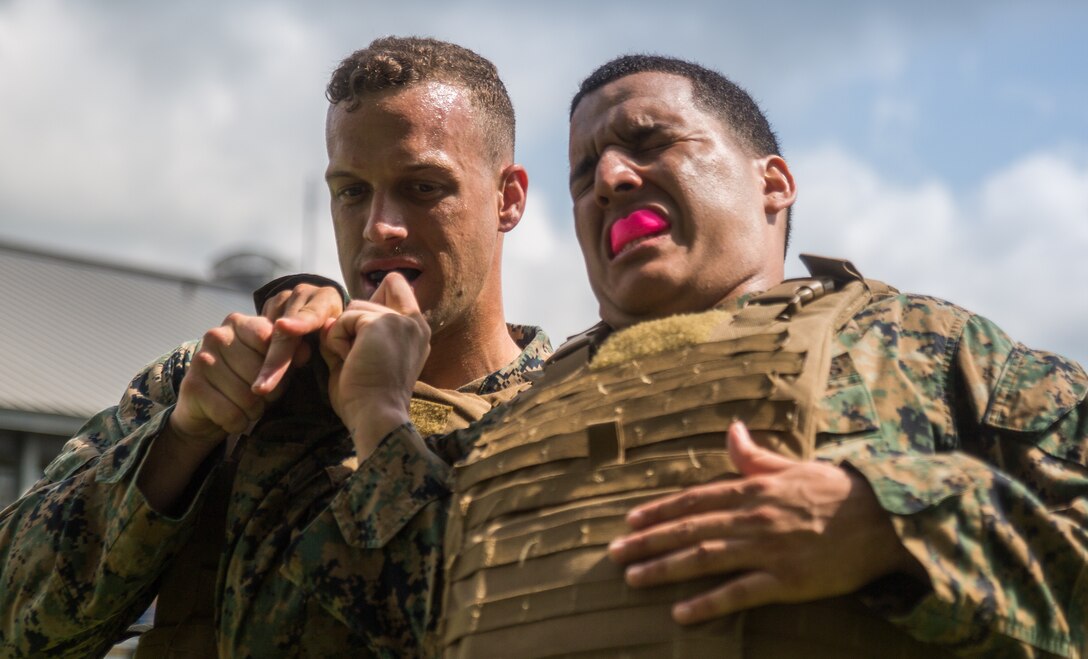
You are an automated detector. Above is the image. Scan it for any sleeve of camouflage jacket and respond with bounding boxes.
[0,342,223,657]
[834,311,1088,658]
[279,422,472,656]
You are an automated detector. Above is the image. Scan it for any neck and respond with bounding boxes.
[418,311,520,391]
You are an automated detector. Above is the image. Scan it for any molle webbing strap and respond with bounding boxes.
[441,274,940,658]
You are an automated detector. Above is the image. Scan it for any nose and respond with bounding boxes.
[594,149,641,207]
[363,192,408,245]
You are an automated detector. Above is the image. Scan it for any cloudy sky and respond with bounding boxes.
[1,0,1085,365]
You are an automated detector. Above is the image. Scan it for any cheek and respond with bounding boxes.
[572,204,600,255]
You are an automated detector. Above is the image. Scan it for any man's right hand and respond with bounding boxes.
[171,313,278,448]
[140,312,278,514]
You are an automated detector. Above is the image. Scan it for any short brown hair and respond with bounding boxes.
[327,36,515,161]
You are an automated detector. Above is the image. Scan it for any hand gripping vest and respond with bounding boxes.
[441,257,951,658]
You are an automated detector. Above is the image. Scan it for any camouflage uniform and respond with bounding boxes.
[293,288,1087,657]
[0,307,549,657]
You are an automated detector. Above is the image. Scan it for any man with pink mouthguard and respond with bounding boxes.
[326,53,1087,658]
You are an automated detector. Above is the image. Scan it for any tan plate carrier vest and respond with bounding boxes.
[441,257,950,658]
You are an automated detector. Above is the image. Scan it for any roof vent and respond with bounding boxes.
[210,249,289,292]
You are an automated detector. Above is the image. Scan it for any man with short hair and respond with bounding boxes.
[335,55,1087,657]
[0,36,549,657]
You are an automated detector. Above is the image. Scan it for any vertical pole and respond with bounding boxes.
[18,432,41,495]
[301,176,318,272]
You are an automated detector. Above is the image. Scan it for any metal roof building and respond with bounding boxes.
[0,241,264,506]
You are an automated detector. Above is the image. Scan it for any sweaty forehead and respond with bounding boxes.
[330,82,474,131]
[570,73,696,140]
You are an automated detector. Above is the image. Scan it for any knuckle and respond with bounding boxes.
[640,560,665,579]
[739,478,769,498]
[318,286,342,301]
[220,408,251,434]
[192,350,217,367]
[728,578,753,604]
[693,541,716,564]
[267,290,292,309]
[203,325,232,347]
[744,506,777,528]
[677,519,698,540]
[692,594,721,618]
[676,491,699,512]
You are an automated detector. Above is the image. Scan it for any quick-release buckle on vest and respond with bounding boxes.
[749,277,837,321]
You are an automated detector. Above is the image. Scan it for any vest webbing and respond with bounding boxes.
[441,268,948,658]
[134,381,509,658]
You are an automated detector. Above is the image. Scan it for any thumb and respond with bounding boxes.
[372,271,421,317]
[728,421,796,476]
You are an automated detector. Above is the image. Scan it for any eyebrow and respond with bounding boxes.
[325,169,355,182]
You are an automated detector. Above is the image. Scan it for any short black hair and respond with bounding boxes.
[571,55,791,252]
[327,36,515,162]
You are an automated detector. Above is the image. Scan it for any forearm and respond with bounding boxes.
[0,414,211,655]
[137,418,223,515]
[842,448,1088,657]
[279,423,452,652]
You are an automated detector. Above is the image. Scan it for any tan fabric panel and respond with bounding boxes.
[447,571,721,642]
[478,372,783,452]
[460,452,736,530]
[452,513,629,582]
[411,380,499,433]
[511,332,790,414]
[457,398,800,489]
[447,602,739,658]
[451,580,950,659]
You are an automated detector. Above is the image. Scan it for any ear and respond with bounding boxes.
[497,164,529,233]
[761,155,796,216]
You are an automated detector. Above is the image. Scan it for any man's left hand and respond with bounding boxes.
[607,421,925,625]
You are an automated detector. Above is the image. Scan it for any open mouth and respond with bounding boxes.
[365,267,422,286]
[610,209,671,258]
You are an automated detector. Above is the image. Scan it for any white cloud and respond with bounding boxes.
[788,146,1088,365]
[0,0,330,275]
[502,195,598,344]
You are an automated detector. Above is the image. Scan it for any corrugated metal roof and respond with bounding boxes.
[0,241,256,426]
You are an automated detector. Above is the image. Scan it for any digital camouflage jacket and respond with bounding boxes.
[294,290,1087,658]
[0,316,549,657]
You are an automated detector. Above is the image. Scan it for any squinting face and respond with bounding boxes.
[326,82,515,335]
[568,72,790,329]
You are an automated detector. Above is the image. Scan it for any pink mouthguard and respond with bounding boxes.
[610,210,670,256]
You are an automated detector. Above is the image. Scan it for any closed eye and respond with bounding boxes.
[335,183,369,201]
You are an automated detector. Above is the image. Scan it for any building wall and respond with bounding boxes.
[0,429,70,508]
